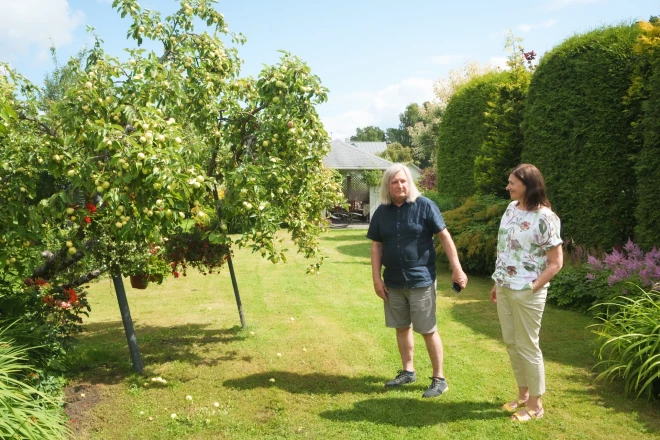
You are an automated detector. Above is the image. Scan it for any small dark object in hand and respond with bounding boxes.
[452,282,462,293]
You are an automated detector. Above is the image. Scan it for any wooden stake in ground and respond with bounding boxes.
[112,273,144,373]
[213,185,248,330]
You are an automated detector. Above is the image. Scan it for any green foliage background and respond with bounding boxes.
[628,20,660,249]
[436,71,506,200]
[437,195,509,274]
[521,24,642,248]
[474,70,531,197]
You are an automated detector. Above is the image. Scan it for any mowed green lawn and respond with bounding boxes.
[65,229,660,439]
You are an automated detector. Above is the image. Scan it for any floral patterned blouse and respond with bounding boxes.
[492,201,562,290]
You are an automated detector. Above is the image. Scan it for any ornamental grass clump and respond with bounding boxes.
[590,287,660,400]
[0,334,70,439]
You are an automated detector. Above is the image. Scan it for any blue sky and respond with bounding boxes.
[1,0,657,141]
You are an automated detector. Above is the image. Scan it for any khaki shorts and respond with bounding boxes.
[384,283,437,334]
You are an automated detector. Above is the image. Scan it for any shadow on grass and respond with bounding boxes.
[449,289,597,368]
[320,397,502,427]
[334,243,371,259]
[321,231,367,243]
[67,321,247,384]
[449,287,660,434]
[223,371,388,395]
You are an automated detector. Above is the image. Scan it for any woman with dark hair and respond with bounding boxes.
[490,164,563,422]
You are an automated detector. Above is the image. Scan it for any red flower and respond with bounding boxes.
[35,278,48,286]
[64,287,78,304]
[24,278,34,286]
[85,203,97,214]
[83,216,92,224]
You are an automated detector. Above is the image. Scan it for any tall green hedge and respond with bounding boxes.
[437,71,506,199]
[629,20,660,249]
[474,70,531,197]
[522,24,642,248]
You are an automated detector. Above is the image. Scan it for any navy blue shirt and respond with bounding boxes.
[367,196,446,289]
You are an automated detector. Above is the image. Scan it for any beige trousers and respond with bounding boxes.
[496,285,547,396]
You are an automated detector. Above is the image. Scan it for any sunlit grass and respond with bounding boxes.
[66,229,660,439]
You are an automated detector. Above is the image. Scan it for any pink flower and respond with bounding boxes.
[587,255,603,270]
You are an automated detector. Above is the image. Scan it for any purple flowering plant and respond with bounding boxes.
[587,239,660,293]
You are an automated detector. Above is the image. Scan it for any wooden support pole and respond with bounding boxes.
[112,273,144,373]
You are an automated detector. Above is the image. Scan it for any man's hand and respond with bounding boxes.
[373,278,389,300]
[490,284,497,303]
[437,229,469,291]
[451,269,468,290]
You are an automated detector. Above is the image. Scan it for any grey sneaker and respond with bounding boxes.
[422,377,448,398]
[384,370,417,388]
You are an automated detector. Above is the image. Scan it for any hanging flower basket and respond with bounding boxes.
[165,226,231,277]
[129,274,149,289]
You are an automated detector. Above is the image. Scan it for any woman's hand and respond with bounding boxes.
[490,284,497,303]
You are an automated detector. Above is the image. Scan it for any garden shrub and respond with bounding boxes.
[422,190,460,213]
[436,195,509,274]
[547,264,606,313]
[417,168,436,192]
[437,71,507,200]
[590,287,660,400]
[522,24,642,249]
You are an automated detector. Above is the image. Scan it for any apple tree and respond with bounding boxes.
[0,0,343,370]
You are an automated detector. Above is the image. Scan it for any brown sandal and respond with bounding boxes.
[500,399,526,411]
[510,407,544,422]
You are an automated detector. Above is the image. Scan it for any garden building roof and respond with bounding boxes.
[324,140,393,170]
[350,141,388,155]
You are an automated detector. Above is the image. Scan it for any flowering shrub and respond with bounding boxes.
[548,239,660,312]
[165,226,231,277]
[1,278,91,372]
[587,239,660,292]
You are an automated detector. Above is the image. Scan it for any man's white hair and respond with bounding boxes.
[380,163,421,205]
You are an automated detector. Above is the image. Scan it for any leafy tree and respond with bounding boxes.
[410,62,494,169]
[386,103,421,147]
[39,47,89,113]
[377,142,414,163]
[350,125,385,142]
[409,101,443,169]
[0,0,344,373]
